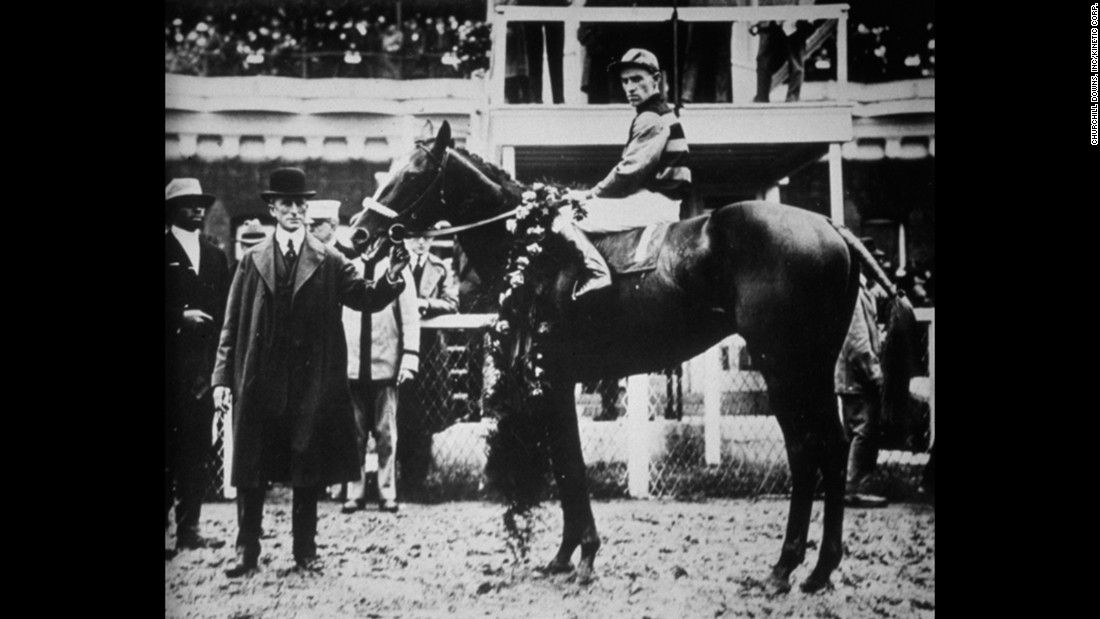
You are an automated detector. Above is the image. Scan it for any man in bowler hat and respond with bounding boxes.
[213,167,411,576]
[165,178,230,555]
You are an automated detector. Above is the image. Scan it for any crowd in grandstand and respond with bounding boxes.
[165,1,486,79]
[165,1,933,83]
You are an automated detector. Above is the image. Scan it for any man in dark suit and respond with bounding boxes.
[165,177,230,555]
[213,167,410,577]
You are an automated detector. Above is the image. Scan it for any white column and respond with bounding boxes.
[625,373,650,499]
[828,143,844,223]
[178,134,198,159]
[836,9,849,103]
[501,145,516,177]
[222,135,240,159]
[703,349,722,466]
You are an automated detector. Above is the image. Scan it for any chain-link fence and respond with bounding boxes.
[201,312,934,503]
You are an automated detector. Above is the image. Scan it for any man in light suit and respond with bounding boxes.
[340,237,421,514]
[165,178,230,556]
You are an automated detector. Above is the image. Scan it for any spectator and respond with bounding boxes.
[306,199,357,259]
[213,167,410,576]
[398,225,460,493]
[165,178,230,556]
[751,20,815,103]
[339,233,421,514]
[834,252,890,508]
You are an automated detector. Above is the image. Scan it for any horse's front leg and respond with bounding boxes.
[543,379,601,583]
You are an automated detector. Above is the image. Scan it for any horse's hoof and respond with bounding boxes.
[799,573,833,594]
[764,574,792,596]
[542,558,575,575]
[575,562,596,586]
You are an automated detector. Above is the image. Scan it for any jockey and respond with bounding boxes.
[559,47,692,297]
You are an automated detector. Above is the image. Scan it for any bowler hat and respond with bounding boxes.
[165,178,216,209]
[607,48,661,76]
[261,167,317,200]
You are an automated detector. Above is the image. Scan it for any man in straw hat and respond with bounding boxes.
[165,177,230,556]
[556,47,692,298]
[213,167,411,576]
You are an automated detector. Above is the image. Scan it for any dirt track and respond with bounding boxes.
[166,493,934,618]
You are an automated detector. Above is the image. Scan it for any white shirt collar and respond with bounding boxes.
[274,227,306,255]
[170,225,202,273]
[170,225,199,243]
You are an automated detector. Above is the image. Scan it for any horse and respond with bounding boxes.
[351,121,917,593]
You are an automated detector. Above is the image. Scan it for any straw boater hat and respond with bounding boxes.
[306,200,341,224]
[236,219,270,248]
[165,178,216,209]
[607,48,661,76]
[261,167,316,200]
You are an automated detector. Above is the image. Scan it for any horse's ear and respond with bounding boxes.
[418,120,435,144]
[433,121,451,159]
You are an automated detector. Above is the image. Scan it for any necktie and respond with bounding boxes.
[285,238,297,265]
[413,258,425,291]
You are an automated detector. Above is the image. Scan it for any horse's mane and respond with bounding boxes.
[451,147,528,202]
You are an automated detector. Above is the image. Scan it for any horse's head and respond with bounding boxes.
[349,120,521,259]
[349,121,454,259]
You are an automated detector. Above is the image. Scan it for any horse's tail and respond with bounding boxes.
[829,219,920,425]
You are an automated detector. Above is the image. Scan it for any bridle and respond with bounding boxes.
[367,144,517,242]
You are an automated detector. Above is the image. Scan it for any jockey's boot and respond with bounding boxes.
[558,221,611,298]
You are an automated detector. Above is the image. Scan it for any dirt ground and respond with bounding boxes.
[166,492,934,619]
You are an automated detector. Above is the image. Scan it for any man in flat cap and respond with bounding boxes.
[165,177,230,555]
[213,167,411,576]
[558,47,692,297]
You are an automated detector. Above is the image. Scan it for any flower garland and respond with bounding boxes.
[485,183,586,403]
[482,182,586,558]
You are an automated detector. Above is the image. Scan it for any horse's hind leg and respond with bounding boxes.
[544,378,600,582]
[800,405,848,593]
[765,389,817,595]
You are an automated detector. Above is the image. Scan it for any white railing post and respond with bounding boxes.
[703,348,722,466]
[625,373,650,498]
[928,311,935,449]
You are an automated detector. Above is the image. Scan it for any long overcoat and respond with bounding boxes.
[212,233,403,488]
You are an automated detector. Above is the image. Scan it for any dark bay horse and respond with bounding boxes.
[353,121,916,593]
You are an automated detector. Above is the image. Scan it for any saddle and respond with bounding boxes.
[589,222,672,274]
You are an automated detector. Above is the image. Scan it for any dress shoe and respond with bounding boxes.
[224,550,259,578]
[176,534,227,551]
[341,498,365,514]
[294,554,323,573]
[379,499,399,513]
